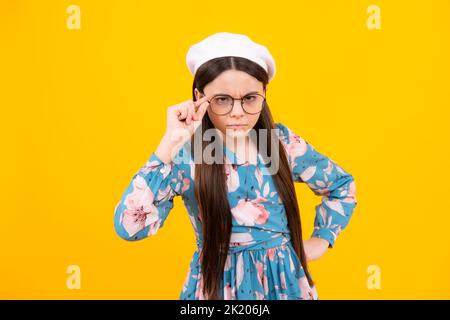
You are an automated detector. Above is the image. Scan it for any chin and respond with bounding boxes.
[224,128,251,139]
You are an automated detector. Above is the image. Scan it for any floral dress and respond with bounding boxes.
[113,122,357,300]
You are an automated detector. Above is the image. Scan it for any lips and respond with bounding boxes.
[227,124,247,129]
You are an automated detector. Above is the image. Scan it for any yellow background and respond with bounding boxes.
[1,0,449,299]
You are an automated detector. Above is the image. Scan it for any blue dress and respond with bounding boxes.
[113,122,357,300]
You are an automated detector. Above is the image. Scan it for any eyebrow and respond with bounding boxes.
[213,91,261,96]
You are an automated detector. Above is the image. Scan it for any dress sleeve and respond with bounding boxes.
[275,122,358,248]
[113,151,184,241]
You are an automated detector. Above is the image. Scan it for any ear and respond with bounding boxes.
[194,88,202,101]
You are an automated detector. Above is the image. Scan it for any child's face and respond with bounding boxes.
[194,69,265,140]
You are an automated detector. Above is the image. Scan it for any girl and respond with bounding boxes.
[113,32,357,300]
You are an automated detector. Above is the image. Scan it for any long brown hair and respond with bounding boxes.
[191,56,313,299]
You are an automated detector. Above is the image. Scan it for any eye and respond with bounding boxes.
[213,96,232,104]
[243,95,257,102]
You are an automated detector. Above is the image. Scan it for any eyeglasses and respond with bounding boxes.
[200,92,266,115]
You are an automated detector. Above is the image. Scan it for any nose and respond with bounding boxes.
[229,99,246,118]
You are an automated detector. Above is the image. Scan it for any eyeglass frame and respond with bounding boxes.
[199,91,267,115]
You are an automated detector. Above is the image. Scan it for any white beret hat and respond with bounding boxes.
[186,32,276,81]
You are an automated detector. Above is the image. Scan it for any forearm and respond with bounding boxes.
[303,237,330,262]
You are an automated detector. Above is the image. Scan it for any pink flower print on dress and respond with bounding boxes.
[262,271,269,295]
[170,170,190,194]
[231,196,269,226]
[298,275,314,300]
[224,283,237,300]
[236,252,245,288]
[195,275,208,300]
[307,182,331,196]
[225,163,240,192]
[139,159,164,175]
[342,180,357,204]
[280,271,287,290]
[254,291,265,300]
[285,130,308,169]
[255,261,265,288]
[224,283,233,300]
[279,293,288,300]
[122,175,159,237]
[156,184,172,202]
[181,177,190,193]
[174,170,190,193]
[267,247,276,261]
